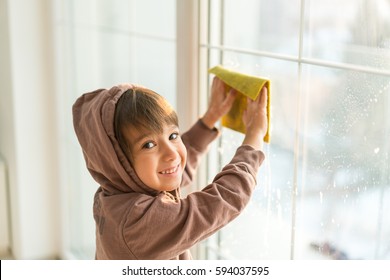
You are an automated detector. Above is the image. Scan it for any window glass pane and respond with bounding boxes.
[134,38,176,107]
[205,51,299,259]
[60,25,101,260]
[202,0,390,260]
[303,0,390,68]
[67,0,176,38]
[135,0,176,38]
[67,145,96,259]
[56,0,177,259]
[97,31,137,86]
[96,0,134,32]
[210,0,301,56]
[295,66,390,259]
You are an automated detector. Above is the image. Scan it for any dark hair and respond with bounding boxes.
[114,88,178,159]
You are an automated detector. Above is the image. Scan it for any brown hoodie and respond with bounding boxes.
[72,84,265,260]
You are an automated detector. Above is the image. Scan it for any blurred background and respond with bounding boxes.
[0,0,389,260]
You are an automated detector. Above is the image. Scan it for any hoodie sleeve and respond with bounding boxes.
[180,119,220,187]
[122,144,265,259]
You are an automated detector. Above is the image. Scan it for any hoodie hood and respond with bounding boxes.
[72,84,159,196]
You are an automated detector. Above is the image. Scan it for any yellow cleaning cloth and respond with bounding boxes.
[208,65,271,143]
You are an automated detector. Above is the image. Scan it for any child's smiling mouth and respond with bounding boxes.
[159,164,180,175]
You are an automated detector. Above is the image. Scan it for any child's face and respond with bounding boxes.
[123,123,187,192]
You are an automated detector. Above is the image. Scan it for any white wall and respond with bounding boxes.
[0,158,10,255]
[0,0,61,259]
[0,0,14,258]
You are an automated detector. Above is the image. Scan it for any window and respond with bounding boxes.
[53,0,390,260]
[53,0,177,259]
[200,0,390,260]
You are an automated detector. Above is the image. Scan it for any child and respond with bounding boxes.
[72,77,268,260]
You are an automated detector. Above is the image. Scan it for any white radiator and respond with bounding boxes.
[0,157,10,255]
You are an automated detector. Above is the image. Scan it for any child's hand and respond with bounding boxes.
[201,77,237,129]
[242,86,268,150]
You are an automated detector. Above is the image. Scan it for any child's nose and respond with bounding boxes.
[161,142,178,161]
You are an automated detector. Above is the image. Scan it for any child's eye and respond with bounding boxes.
[142,141,155,149]
[169,133,179,140]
